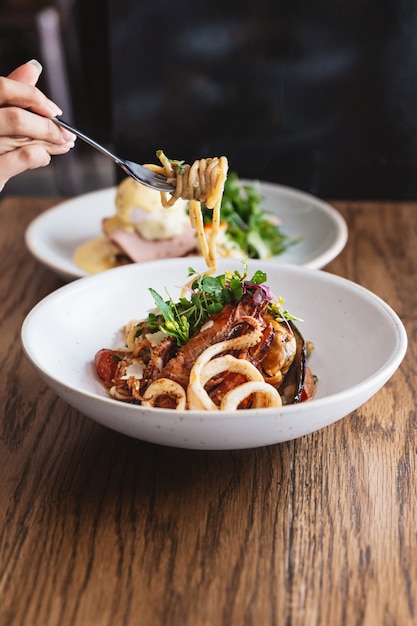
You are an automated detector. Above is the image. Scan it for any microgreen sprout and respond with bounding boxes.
[148,266,301,346]
[268,296,304,324]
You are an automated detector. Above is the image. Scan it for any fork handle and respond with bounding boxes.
[51,117,122,165]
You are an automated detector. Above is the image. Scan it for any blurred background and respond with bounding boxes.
[2,0,417,199]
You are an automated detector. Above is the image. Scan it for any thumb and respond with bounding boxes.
[7,59,43,86]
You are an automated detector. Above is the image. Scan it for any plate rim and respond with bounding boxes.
[25,181,348,281]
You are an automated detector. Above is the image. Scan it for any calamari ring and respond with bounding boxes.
[142,378,186,410]
[190,316,263,380]
[220,381,282,411]
[187,354,265,410]
[187,317,264,409]
[200,355,264,386]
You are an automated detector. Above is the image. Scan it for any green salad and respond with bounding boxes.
[201,172,297,259]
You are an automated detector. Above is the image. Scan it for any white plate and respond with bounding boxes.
[21,257,407,450]
[25,181,348,281]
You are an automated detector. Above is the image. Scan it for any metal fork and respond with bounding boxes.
[51,117,175,192]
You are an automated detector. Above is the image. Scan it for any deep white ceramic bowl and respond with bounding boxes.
[21,258,407,450]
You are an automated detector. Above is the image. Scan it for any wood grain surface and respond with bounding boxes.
[0,197,415,626]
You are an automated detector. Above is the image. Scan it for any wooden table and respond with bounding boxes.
[0,196,415,626]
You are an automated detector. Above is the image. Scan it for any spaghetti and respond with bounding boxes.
[146,151,229,274]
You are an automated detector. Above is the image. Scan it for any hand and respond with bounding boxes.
[0,59,76,191]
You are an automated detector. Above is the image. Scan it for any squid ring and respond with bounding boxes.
[187,354,265,410]
[187,319,265,410]
[220,381,282,411]
[142,378,186,410]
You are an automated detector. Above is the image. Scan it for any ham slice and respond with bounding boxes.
[108,221,197,262]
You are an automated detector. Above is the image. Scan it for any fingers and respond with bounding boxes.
[0,134,75,156]
[0,106,76,147]
[0,74,62,118]
[0,60,77,190]
[0,65,76,144]
[0,62,76,147]
[0,144,53,192]
[7,59,43,87]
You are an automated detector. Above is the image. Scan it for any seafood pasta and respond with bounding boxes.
[95,268,316,411]
[146,150,229,274]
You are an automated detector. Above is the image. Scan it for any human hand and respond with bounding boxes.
[0,59,76,191]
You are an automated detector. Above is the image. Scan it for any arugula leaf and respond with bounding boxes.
[201,172,297,259]
[149,269,245,345]
[148,266,301,346]
[148,288,190,345]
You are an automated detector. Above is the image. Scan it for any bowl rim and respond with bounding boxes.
[21,260,408,419]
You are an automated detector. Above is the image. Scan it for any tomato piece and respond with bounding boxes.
[95,349,120,385]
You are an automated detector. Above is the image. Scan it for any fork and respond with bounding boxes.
[51,117,175,192]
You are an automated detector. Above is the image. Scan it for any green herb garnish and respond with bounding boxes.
[156,149,186,175]
[148,288,190,346]
[148,266,300,346]
[201,172,297,259]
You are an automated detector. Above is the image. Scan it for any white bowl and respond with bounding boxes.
[21,258,407,450]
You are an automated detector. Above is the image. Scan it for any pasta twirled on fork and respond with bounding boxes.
[146,151,229,273]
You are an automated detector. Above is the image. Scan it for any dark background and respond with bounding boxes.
[2,0,417,200]
[107,0,417,199]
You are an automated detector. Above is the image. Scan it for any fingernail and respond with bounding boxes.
[45,101,63,117]
[60,128,77,143]
[28,59,43,74]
